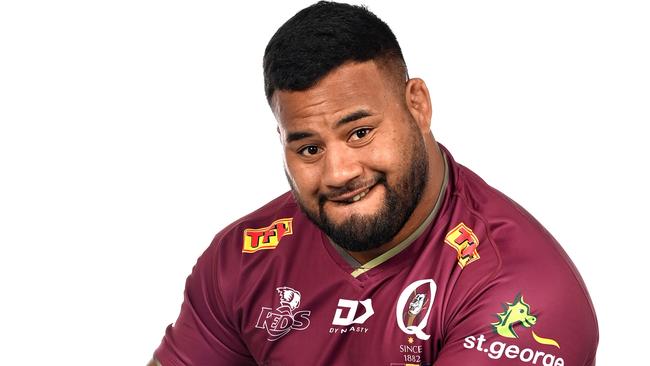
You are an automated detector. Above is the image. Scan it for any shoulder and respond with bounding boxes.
[152,193,302,366]
[449,154,594,306]
[184,191,302,286]
[438,150,598,364]
[446,153,582,283]
[181,191,312,312]
[199,191,302,265]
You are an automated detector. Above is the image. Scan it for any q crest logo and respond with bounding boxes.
[445,222,480,268]
[242,218,293,253]
[396,279,437,341]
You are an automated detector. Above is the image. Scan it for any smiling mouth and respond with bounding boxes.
[349,188,370,202]
[329,186,373,205]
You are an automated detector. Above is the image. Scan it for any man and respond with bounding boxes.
[150,2,598,365]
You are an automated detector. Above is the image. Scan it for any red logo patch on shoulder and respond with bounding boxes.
[445,222,480,268]
[242,218,293,253]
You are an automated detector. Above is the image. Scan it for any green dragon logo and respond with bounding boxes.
[491,294,560,348]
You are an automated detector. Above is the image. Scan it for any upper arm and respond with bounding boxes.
[153,240,257,366]
[433,294,597,366]
[433,283,598,365]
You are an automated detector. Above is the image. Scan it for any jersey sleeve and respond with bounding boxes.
[154,235,257,366]
[433,224,599,365]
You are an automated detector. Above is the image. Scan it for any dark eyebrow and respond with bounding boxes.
[335,109,372,128]
[285,109,373,144]
[285,131,314,144]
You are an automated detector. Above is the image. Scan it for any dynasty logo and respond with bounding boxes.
[329,298,374,335]
[445,222,480,268]
[242,218,293,253]
[255,287,311,341]
[332,298,374,326]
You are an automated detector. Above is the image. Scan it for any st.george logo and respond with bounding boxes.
[463,293,563,364]
[396,279,436,341]
[255,286,311,341]
[243,218,293,253]
[492,293,560,348]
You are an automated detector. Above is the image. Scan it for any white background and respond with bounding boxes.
[1,1,648,364]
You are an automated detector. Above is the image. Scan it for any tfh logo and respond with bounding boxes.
[243,218,293,253]
[255,286,311,341]
[332,299,374,326]
[445,222,480,268]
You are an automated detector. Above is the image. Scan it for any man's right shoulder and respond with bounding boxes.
[206,191,303,256]
[189,190,311,309]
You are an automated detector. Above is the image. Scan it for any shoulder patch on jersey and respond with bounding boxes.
[444,222,480,268]
[242,218,293,253]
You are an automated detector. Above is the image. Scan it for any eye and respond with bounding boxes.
[349,128,372,142]
[298,145,322,157]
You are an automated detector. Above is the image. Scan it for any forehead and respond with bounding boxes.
[271,61,399,128]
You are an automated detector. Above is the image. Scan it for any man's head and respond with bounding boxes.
[265,2,435,253]
[263,1,407,104]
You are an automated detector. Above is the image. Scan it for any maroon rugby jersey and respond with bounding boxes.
[154,145,598,365]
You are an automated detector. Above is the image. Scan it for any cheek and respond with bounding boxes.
[367,133,408,171]
[285,159,321,196]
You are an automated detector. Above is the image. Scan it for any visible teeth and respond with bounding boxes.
[351,190,368,202]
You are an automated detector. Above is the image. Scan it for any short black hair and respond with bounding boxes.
[263,1,407,103]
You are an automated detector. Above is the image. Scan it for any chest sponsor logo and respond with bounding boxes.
[332,298,374,325]
[445,222,480,268]
[463,293,563,365]
[255,286,311,341]
[329,298,374,335]
[242,218,293,253]
[396,279,436,341]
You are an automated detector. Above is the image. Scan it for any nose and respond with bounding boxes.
[322,142,363,188]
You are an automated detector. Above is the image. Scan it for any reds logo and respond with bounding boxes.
[242,218,293,253]
[445,222,480,268]
[255,287,311,341]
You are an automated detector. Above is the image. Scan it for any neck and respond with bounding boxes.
[346,138,445,264]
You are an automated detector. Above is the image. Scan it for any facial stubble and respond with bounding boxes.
[287,125,429,253]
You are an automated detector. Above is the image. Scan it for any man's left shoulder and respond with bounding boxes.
[453,163,568,262]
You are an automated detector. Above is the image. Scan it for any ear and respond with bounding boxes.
[404,78,432,134]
